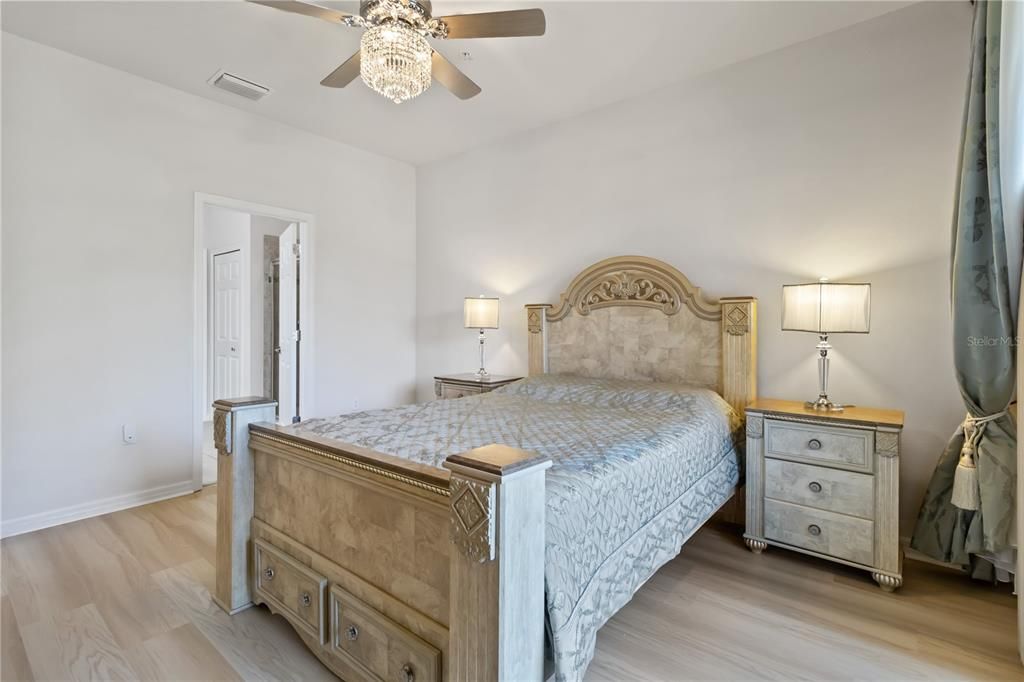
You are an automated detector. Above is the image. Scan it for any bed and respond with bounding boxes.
[213,256,757,682]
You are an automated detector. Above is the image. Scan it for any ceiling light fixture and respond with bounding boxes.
[360,23,432,104]
[249,0,546,104]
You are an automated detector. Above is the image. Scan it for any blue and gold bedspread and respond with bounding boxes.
[295,374,742,681]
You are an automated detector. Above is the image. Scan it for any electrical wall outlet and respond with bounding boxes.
[122,424,137,444]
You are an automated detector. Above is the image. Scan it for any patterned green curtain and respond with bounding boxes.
[911,0,1018,572]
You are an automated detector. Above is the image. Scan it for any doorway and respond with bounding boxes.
[193,194,315,489]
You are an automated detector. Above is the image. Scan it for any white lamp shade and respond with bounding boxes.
[464,296,500,329]
[782,282,870,333]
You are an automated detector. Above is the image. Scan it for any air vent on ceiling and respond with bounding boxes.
[208,71,270,101]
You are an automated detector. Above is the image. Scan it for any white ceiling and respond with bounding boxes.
[2,1,909,165]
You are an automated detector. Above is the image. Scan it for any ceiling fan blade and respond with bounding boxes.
[248,1,356,26]
[431,51,481,100]
[437,9,545,39]
[320,51,361,88]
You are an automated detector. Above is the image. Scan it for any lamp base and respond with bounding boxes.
[806,336,853,412]
[475,329,489,380]
[804,397,852,412]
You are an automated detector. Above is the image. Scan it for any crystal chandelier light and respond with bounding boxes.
[360,23,432,104]
[254,0,547,104]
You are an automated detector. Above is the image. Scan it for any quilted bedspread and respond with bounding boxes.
[294,374,742,682]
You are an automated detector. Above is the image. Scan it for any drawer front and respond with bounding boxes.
[765,420,874,472]
[764,499,874,566]
[441,384,480,399]
[254,539,327,643]
[329,585,441,682]
[764,459,875,519]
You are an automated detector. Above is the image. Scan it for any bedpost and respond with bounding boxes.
[717,297,757,526]
[443,444,552,682]
[212,396,277,615]
[720,297,758,414]
[525,304,551,375]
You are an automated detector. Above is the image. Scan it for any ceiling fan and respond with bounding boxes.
[249,0,545,103]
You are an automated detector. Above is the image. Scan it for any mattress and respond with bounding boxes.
[295,374,742,681]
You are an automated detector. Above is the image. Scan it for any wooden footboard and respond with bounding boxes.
[213,398,551,682]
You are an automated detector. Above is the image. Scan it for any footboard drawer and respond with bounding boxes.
[254,539,327,644]
[329,585,441,682]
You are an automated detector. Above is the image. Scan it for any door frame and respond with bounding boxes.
[192,192,316,491]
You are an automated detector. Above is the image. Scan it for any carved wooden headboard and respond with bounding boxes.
[525,255,757,414]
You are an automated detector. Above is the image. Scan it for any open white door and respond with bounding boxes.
[212,250,243,401]
[278,224,300,424]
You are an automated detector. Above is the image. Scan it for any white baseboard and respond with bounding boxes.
[1,480,197,539]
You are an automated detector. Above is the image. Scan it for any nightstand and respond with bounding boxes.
[743,399,905,591]
[433,373,522,399]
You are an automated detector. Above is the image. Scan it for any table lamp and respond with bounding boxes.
[464,295,499,379]
[782,279,870,411]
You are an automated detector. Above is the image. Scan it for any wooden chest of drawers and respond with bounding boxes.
[433,373,522,399]
[744,399,905,591]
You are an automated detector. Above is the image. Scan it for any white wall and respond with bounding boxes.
[204,205,251,256]
[416,1,972,530]
[1,33,417,534]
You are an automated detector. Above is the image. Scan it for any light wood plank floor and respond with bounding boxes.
[1,486,1019,681]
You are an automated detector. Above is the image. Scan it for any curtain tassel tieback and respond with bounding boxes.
[950,410,1006,511]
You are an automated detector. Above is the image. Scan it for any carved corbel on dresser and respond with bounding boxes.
[872,426,902,591]
[743,414,768,552]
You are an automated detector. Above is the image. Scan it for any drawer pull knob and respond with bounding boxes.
[808,481,822,493]
[402,664,415,682]
[807,438,822,450]
[300,592,311,607]
[263,567,275,581]
[346,624,359,641]
[807,524,822,536]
